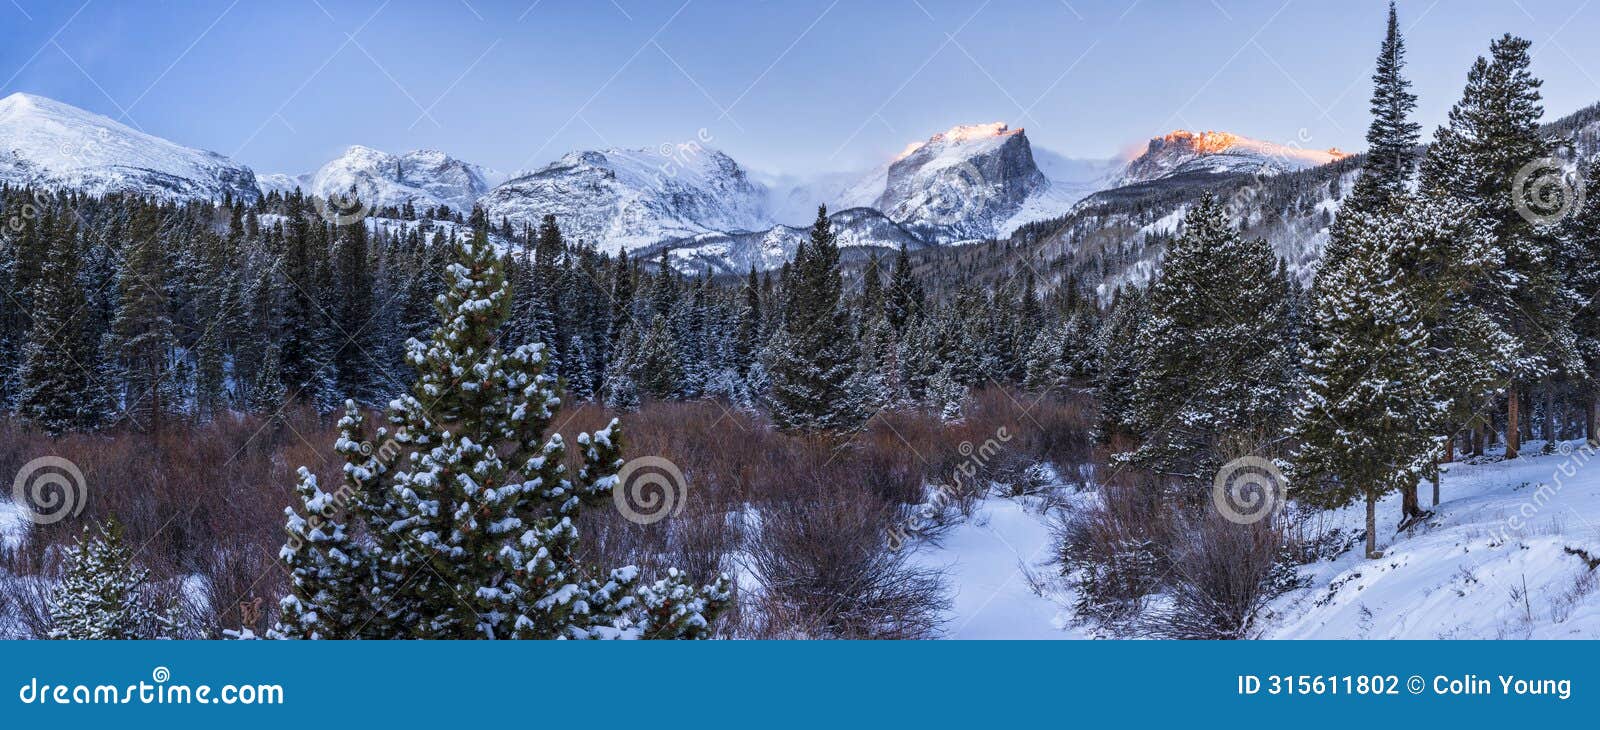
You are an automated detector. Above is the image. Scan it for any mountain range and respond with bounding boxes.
[0,90,1369,274]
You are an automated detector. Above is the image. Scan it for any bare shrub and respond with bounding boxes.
[1140,513,1286,639]
[744,482,947,639]
[0,574,55,639]
[1058,476,1178,624]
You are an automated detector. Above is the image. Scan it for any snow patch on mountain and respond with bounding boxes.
[0,92,261,202]
[661,207,924,275]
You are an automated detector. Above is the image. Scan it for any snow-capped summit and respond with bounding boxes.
[841,122,1050,242]
[479,145,771,253]
[0,92,261,202]
[1118,129,1348,186]
[294,145,497,214]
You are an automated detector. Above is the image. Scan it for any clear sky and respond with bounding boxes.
[3,0,1598,178]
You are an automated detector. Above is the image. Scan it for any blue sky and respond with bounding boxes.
[3,0,1598,177]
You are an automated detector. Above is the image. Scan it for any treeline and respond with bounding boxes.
[0,183,1110,438]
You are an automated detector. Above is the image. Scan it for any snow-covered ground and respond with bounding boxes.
[1262,441,1600,639]
[911,496,1081,639]
[918,442,1600,640]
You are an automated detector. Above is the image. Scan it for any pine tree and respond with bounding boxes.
[767,206,864,432]
[277,205,336,410]
[1023,322,1069,394]
[330,217,378,402]
[1293,203,1451,559]
[886,242,922,334]
[275,228,729,639]
[1562,159,1600,442]
[16,211,104,433]
[1353,1,1421,207]
[732,265,762,377]
[49,520,173,639]
[1124,196,1296,480]
[1420,34,1575,459]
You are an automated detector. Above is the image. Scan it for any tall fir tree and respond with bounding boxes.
[1293,204,1451,558]
[1123,196,1296,481]
[767,206,864,432]
[1420,34,1575,459]
[16,211,104,433]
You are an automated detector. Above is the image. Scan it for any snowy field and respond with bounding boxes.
[913,442,1600,639]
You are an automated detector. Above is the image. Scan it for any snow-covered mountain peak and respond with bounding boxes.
[895,121,1023,160]
[0,92,261,202]
[1119,129,1349,186]
[865,121,1048,241]
[299,144,494,213]
[479,143,771,254]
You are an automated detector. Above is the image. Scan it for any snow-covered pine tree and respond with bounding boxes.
[16,210,105,434]
[767,206,864,432]
[925,364,966,423]
[886,242,922,335]
[48,520,173,639]
[107,205,186,432]
[1095,291,1141,442]
[276,227,728,639]
[732,265,762,378]
[1123,195,1296,481]
[1561,159,1600,442]
[1293,202,1451,559]
[1355,2,1421,206]
[1419,34,1576,459]
[271,402,375,639]
[1022,322,1069,394]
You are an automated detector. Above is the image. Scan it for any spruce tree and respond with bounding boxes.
[274,229,729,639]
[1354,1,1421,206]
[1293,203,1451,558]
[1562,159,1600,442]
[767,206,864,432]
[1420,34,1575,459]
[886,242,922,334]
[1124,196,1296,480]
[49,520,174,639]
[16,211,105,434]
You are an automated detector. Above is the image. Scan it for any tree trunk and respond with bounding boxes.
[1433,436,1453,508]
[1365,492,1380,559]
[1401,483,1421,522]
[1588,396,1597,446]
[1471,423,1484,456]
[1506,386,1520,459]
[1543,382,1555,444]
